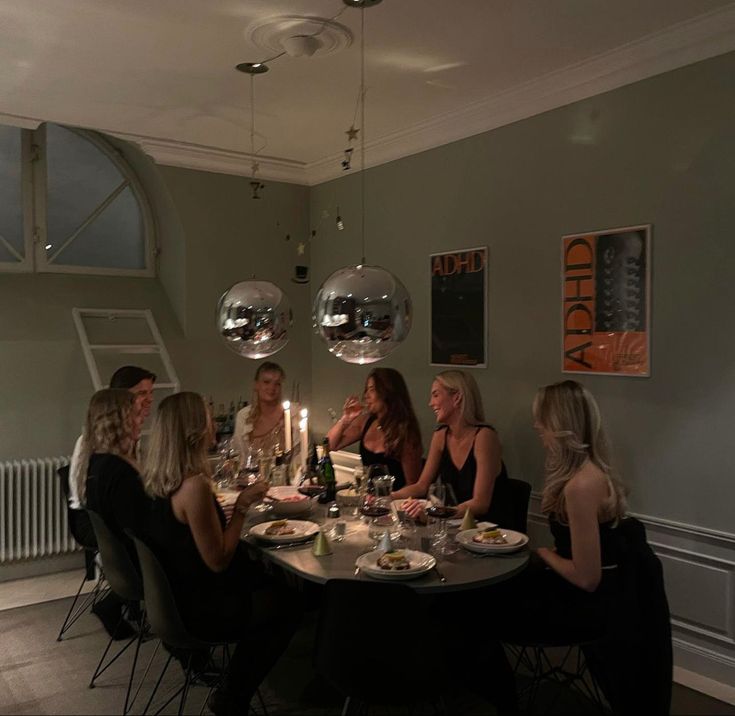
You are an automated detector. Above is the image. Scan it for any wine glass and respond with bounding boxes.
[237,448,272,515]
[360,475,401,546]
[426,480,458,556]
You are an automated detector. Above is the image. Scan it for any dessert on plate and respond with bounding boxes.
[264,519,296,536]
[472,528,508,545]
[377,550,412,571]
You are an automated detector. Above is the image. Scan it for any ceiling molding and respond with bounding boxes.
[306,4,735,185]
[0,112,43,130]
[110,132,310,185]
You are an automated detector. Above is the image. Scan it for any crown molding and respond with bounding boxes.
[110,132,310,185]
[306,4,735,185]
[0,112,43,130]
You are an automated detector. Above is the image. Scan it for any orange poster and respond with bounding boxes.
[562,225,650,377]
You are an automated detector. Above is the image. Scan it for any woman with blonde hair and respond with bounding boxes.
[141,391,299,715]
[233,361,288,459]
[328,367,423,489]
[452,381,630,715]
[393,370,511,523]
[75,389,148,639]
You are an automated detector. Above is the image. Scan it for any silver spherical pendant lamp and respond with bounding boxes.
[314,0,412,365]
[217,280,292,359]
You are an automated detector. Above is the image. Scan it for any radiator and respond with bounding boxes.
[0,457,79,563]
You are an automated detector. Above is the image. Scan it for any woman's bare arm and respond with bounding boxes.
[537,466,606,591]
[175,475,266,573]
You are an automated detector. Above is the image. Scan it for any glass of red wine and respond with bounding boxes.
[426,480,458,556]
[359,475,400,546]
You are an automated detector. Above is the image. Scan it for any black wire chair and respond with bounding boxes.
[56,464,107,641]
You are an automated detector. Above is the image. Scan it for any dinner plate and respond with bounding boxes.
[355,549,436,580]
[455,528,529,554]
[249,519,320,544]
[446,518,498,530]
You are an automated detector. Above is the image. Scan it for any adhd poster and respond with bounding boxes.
[430,247,487,367]
[562,226,651,377]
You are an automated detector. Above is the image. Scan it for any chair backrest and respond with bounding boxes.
[314,579,435,704]
[57,464,71,502]
[87,510,143,602]
[130,534,208,650]
[487,477,531,533]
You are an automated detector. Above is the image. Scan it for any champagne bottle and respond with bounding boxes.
[317,437,337,504]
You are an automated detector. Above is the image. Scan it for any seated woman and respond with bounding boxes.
[233,361,288,459]
[73,388,149,639]
[393,370,510,524]
[141,392,299,715]
[450,380,629,714]
[327,367,422,490]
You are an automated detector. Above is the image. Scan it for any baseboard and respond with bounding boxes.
[674,666,735,706]
[0,552,85,583]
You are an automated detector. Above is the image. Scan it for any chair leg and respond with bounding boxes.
[341,696,351,716]
[143,652,173,716]
[56,568,103,641]
[122,608,149,715]
[89,610,137,687]
[177,654,194,716]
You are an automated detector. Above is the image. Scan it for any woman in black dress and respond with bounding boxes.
[393,370,510,524]
[140,392,299,716]
[327,367,422,490]
[75,389,148,638]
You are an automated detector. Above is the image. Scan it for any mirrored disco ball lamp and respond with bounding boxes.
[313,264,411,364]
[217,280,292,359]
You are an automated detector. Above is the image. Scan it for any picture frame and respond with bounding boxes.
[561,224,651,377]
[430,246,488,368]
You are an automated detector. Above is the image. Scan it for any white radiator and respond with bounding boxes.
[0,457,79,563]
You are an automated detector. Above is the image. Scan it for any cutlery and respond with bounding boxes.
[267,539,314,550]
[433,565,447,583]
[353,566,361,577]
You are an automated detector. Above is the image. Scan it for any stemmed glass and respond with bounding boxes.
[238,447,273,514]
[426,480,458,556]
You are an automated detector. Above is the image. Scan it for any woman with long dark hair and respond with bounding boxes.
[327,367,422,490]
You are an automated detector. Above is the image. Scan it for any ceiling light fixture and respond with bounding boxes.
[235,61,269,199]
[313,0,412,366]
[217,61,293,360]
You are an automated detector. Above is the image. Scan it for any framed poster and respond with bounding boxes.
[430,246,487,367]
[562,224,651,377]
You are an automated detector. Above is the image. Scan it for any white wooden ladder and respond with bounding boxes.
[72,308,180,396]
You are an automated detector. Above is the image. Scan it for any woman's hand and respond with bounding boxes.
[401,498,428,524]
[235,481,268,512]
[342,395,364,423]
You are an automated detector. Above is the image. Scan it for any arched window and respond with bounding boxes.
[0,122,155,276]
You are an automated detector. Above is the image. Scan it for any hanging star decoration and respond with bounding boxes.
[297,242,306,256]
[346,125,359,141]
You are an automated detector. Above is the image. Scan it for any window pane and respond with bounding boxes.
[55,186,146,269]
[0,125,24,262]
[45,124,148,271]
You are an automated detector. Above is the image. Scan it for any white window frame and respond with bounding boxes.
[0,122,156,277]
[0,127,34,272]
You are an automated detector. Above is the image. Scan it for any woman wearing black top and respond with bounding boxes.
[141,392,300,716]
[393,370,509,523]
[327,367,422,490]
[75,389,147,639]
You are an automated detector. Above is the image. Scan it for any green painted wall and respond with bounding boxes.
[309,52,735,533]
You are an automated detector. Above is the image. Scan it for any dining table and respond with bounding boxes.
[239,500,529,594]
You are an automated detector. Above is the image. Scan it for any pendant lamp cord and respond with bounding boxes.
[360,6,366,266]
[250,73,256,177]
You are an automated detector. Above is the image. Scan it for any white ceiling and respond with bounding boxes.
[2,0,735,185]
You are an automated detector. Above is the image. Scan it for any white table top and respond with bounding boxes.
[242,507,529,595]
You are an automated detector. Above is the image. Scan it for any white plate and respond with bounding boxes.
[249,519,320,544]
[446,518,498,530]
[355,549,436,580]
[455,528,529,554]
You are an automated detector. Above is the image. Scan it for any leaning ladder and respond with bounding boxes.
[72,307,180,401]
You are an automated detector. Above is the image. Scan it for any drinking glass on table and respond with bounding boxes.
[426,480,458,557]
[237,448,272,514]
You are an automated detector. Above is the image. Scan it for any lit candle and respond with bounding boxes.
[282,401,292,453]
[299,408,309,473]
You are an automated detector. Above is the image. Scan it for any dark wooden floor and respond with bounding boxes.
[0,596,732,715]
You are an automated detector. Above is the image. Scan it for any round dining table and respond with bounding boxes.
[241,505,529,594]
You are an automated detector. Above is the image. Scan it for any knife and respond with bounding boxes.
[433,565,447,583]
